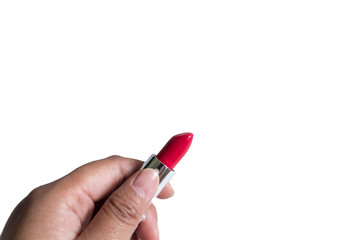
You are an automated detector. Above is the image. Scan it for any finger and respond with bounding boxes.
[136,204,159,240]
[78,168,159,240]
[54,155,143,225]
[61,155,143,201]
[156,183,174,199]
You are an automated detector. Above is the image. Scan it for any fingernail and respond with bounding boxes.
[132,168,159,199]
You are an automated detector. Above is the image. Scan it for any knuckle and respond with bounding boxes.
[107,155,124,160]
[103,193,141,225]
[26,185,48,204]
[28,185,45,199]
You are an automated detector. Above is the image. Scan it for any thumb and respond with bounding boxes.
[78,168,159,240]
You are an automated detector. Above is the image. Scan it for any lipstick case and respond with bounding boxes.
[141,154,175,197]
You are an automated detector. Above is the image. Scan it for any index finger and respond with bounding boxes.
[59,155,143,202]
[58,155,174,202]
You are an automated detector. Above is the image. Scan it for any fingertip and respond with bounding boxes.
[157,183,174,199]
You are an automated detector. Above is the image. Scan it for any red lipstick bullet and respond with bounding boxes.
[141,132,193,197]
[156,132,193,170]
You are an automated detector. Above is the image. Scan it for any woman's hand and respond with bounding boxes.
[1,155,174,240]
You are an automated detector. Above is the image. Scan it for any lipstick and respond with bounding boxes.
[141,132,193,197]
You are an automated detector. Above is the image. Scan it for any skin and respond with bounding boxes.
[0,155,174,240]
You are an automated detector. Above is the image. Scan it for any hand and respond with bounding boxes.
[0,155,174,240]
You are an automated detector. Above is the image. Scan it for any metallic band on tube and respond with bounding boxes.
[142,154,175,197]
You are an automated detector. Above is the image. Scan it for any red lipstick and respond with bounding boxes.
[156,132,193,170]
[141,132,193,197]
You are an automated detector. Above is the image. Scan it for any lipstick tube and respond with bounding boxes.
[141,154,175,197]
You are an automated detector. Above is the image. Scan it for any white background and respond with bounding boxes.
[1,1,359,239]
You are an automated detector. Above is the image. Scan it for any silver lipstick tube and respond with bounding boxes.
[141,154,175,197]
